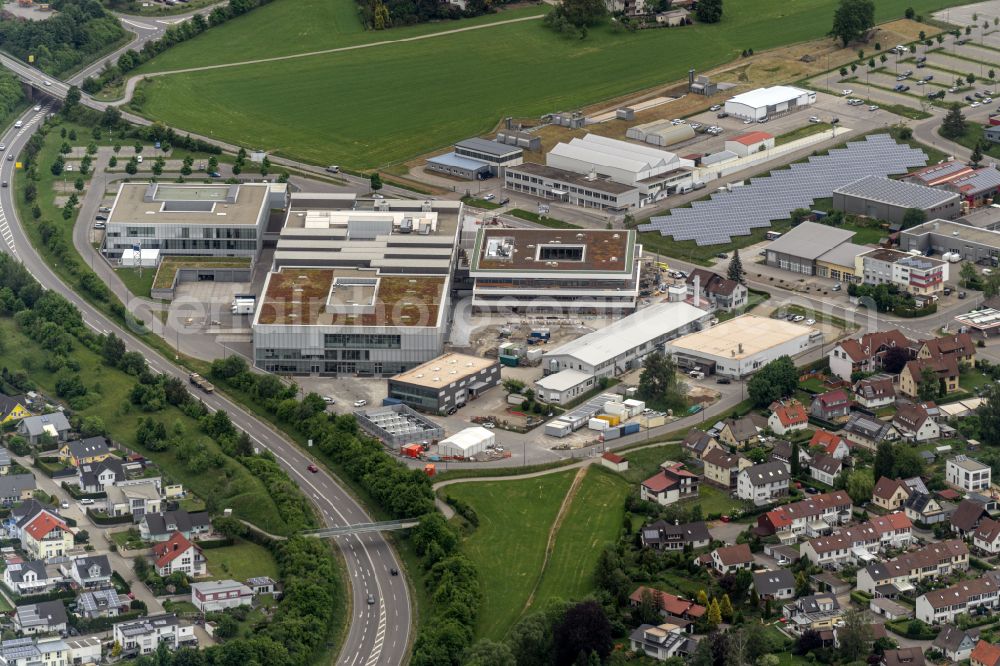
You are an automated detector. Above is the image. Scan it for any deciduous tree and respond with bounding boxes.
[832,0,875,46]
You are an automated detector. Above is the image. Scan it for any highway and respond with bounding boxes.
[0,105,410,665]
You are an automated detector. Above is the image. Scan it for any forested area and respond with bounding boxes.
[356,0,516,31]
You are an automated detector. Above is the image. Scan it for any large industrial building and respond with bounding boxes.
[426,138,524,180]
[899,219,1000,264]
[386,353,500,414]
[832,175,960,224]
[467,228,642,313]
[724,86,816,121]
[103,182,284,259]
[504,162,640,210]
[662,315,817,378]
[626,120,696,148]
[541,302,711,378]
[251,195,462,375]
[765,222,860,276]
[905,161,1000,208]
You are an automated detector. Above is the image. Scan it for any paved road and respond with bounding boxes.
[0,107,410,666]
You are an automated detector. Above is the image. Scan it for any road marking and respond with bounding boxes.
[121,18,156,30]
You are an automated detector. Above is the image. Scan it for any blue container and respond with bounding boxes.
[622,423,641,435]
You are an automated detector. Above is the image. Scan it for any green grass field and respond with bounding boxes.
[133,0,969,168]
[204,539,280,581]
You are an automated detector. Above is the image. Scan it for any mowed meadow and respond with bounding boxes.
[133,0,970,168]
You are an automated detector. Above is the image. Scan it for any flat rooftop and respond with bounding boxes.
[509,162,636,195]
[256,268,445,327]
[108,182,270,226]
[904,219,1000,247]
[665,315,813,360]
[470,228,636,274]
[834,175,958,209]
[391,353,496,389]
[282,197,461,240]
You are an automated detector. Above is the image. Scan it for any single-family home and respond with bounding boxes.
[58,437,112,468]
[972,639,1000,666]
[771,439,811,471]
[76,458,124,494]
[718,417,760,449]
[7,500,54,540]
[872,477,912,511]
[681,429,722,460]
[709,543,753,575]
[903,493,950,525]
[809,430,850,460]
[67,555,112,589]
[809,454,843,487]
[946,455,992,492]
[915,573,1000,624]
[0,475,36,506]
[899,356,960,398]
[952,499,991,537]
[191,580,254,613]
[841,412,898,451]
[828,330,912,381]
[918,333,976,368]
[768,399,809,436]
[113,614,197,656]
[246,577,278,596]
[0,394,30,425]
[856,539,969,594]
[640,520,712,551]
[13,600,67,636]
[882,647,927,666]
[628,586,706,623]
[752,569,796,600]
[628,622,699,661]
[800,513,913,567]
[755,490,853,539]
[20,512,72,560]
[782,593,843,635]
[106,480,161,521]
[933,624,980,663]
[152,531,207,577]
[853,377,896,410]
[600,452,628,472]
[0,637,70,666]
[17,412,70,445]
[810,390,851,422]
[76,588,129,619]
[737,461,789,505]
[2,560,60,595]
[973,518,1000,555]
[686,269,748,312]
[140,510,212,542]
[641,463,699,507]
[700,448,750,489]
[893,403,940,442]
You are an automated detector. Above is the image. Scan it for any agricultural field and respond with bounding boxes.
[133,0,969,168]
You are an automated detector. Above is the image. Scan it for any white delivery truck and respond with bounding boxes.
[231,294,256,315]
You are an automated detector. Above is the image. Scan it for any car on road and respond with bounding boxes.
[95,215,108,221]
[498,197,510,205]
[808,116,821,123]
[482,422,495,429]
[1,182,6,188]
[323,396,336,404]
[353,399,367,408]
[743,119,754,124]
[367,594,376,605]
[716,252,728,259]
[690,122,701,130]
[99,206,111,213]
[60,501,69,509]
[869,105,879,111]
[93,222,105,229]
[0,144,5,151]
[33,105,40,112]
[43,80,50,86]
[959,291,967,299]
[13,121,21,129]
[792,315,805,322]
[842,89,853,96]
[208,171,221,178]
[710,104,722,111]
[325,165,340,173]
[373,193,384,199]
[483,193,496,201]
[80,498,94,505]
[716,111,728,118]
[390,568,399,576]
[307,464,319,473]
[972,102,981,108]
[671,118,686,124]
[716,377,731,384]
[832,283,842,291]
[6,155,11,162]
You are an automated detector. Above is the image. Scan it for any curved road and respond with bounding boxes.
[0,106,411,665]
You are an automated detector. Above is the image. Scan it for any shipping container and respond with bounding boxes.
[526,348,544,363]
[588,418,609,431]
[603,427,621,441]
[402,444,423,458]
[641,414,666,428]
[499,355,520,367]
[604,402,628,416]
[623,399,645,413]
[423,463,436,477]
[596,414,620,427]
[622,423,641,435]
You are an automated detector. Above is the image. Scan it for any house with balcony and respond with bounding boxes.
[800,513,913,568]
[810,430,850,460]
[2,560,61,596]
[854,377,896,410]
[641,463,699,506]
[66,555,112,589]
[58,437,112,468]
[810,390,851,423]
[782,594,843,635]
[191,580,254,613]
[755,491,853,539]
[769,399,809,436]
[0,637,70,666]
[113,614,197,657]
[152,532,207,577]
[828,330,912,381]
[973,518,1000,555]
[947,456,992,493]
[77,458,124,494]
[915,573,1000,624]
[899,356,960,399]
[932,624,980,663]
[893,403,940,442]
[76,588,129,620]
[772,439,811,471]
[140,509,211,542]
[903,492,951,525]
[918,333,976,368]
[841,412,899,451]
[20,513,71,561]
[685,269,748,312]
[13,600,67,636]
[700,449,750,489]
[681,429,722,460]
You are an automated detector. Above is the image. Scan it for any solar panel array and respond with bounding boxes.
[638,134,928,246]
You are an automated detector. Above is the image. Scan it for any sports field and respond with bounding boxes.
[134,0,969,168]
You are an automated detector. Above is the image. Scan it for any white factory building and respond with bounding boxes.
[546,134,695,190]
[542,302,711,379]
[724,86,816,121]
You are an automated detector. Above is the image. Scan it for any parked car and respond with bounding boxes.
[792,315,805,322]
[323,396,336,404]
[709,104,722,111]
[60,501,69,509]
[842,89,853,96]
[959,291,968,299]
[869,105,879,111]
[716,112,729,118]
[483,193,496,201]
[832,283,842,291]
[99,206,111,213]
[93,222,105,230]
[716,252,728,259]
[482,422,495,429]
[716,377,731,384]
[80,498,94,505]
[808,116,821,123]
[354,399,368,408]
[95,215,108,221]
[805,318,816,325]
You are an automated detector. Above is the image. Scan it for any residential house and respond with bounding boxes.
[782,593,843,635]
[809,430,850,460]
[915,573,1000,624]
[2,561,60,596]
[701,448,750,489]
[952,499,991,537]
[600,452,628,472]
[76,588,129,619]
[152,532,207,577]
[946,456,992,492]
[872,477,912,511]
[13,601,67,636]
[641,463,699,507]
[629,622,699,662]
[685,269,748,312]
[246,577,278,596]
[973,518,1000,555]
[903,493,950,525]
[0,637,70,666]
[809,454,843,487]
[737,461,790,506]
[828,330,912,381]
[718,417,760,449]
[709,543,753,575]
[58,437,112,468]
[893,403,940,442]
[918,332,976,368]
[768,399,809,436]
[628,586,707,623]
[0,475,36,506]
[65,637,102,666]
[972,640,1000,666]
[810,390,851,422]
[752,569,796,600]
[856,540,969,594]
[0,448,10,476]
[139,510,212,542]
[755,491,853,539]
[7,501,54,540]
[20,512,72,560]
[899,356,960,398]
[76,458,124,494]
[191,580,254,613]
[841,412,899,451]
[800,513,913,567]
[772,439,811,471]
[113,614,197,656]
[854,377,896,410]
[16,412,70,445]
[0,394,30,425]
[640,520,712,551]
[932,624,980,662]
[681,429,721,460]
[67,555,112,589]
[883,647,927,666]
[106,480,161,521]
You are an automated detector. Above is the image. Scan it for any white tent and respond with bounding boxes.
[438,426,495,458]
[120,248,161,268]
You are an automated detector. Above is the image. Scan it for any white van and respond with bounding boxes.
[13,121,22,129]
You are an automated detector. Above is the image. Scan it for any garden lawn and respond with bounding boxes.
[134,0,969,168]
[444,470,576,640]
[204,539,280,581]
[620,443,682,485]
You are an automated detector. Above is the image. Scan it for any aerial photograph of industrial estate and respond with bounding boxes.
[13,0,1000,665]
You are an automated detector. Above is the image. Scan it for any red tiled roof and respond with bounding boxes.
[152,531,200,568]
[24,512,69,541]
[810,430,847,455]
[972,639,1000,666]
[771,399,807,427]
[815,389,849,407]
[628,586,706,618]
[974,518,1000,546]
[602,452,624,464]
[936,489,960,501]
[731,131,773,145]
